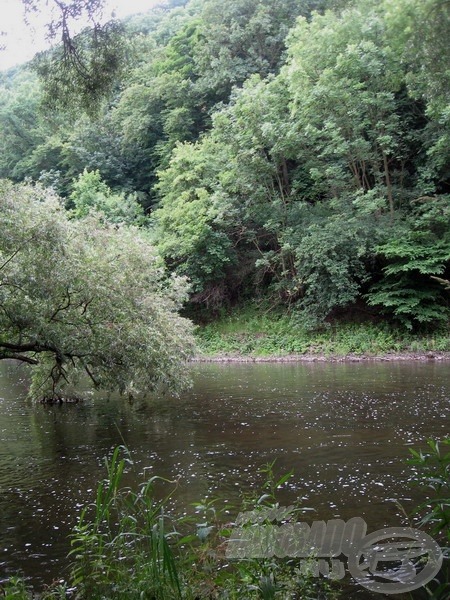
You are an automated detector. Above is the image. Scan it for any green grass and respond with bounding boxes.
[194,304,450,358]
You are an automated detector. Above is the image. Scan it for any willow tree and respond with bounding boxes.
[0,181,195,401]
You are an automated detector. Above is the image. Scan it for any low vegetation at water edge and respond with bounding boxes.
[194,305,450,358]
[1,438,450,599]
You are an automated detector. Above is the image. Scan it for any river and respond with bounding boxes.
[0,360,449,589]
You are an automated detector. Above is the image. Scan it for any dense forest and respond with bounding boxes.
[1,0,449,331]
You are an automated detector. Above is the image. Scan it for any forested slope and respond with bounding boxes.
[1,0,449,331]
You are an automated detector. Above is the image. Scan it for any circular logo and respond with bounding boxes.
[347,527,443,594]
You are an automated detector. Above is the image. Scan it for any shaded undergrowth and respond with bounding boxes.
[194,305,450,358]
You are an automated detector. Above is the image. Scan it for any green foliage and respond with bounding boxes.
[367,278,447,329]
[290,201,380,327]
[1,0,450,325]
[193,0,324,100]
[189,478,338,600]
[66,449,338,599]
[69,169,146,225]
[0,577,31,600]
[69,446,182,599]
[113,17,204,172]
[382,0,450,197]
[195,303,450,357]
[154,73,296,306]
[0,577,69,600]
[0,69,46,182]
[8,438,450,598]
[27,0,128,115]
[0,181,194,401]
[151,0,449,322]
[154,137,238,305]
[64,112,138,193]
[367,197,450,328]
[409,439,450,545]
[285,3,420,214]
[0,447,340,599]
[408,437,450,599]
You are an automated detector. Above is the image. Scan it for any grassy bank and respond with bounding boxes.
[194,305,450,359]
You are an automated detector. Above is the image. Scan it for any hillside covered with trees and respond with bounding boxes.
[1,0,449,334]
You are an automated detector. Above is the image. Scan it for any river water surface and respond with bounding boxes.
[0,360,449,587]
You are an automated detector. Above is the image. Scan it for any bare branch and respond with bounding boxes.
[0,248,22,272]
[84,363,100,387]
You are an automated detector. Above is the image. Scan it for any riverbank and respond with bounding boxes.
[193,351,450,362]
[194,305,450,361]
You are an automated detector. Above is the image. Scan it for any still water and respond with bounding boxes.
[0,359,449,586]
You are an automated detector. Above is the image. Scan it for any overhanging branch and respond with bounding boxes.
[0,352,38,365]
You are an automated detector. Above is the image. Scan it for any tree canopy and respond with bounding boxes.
[0,181,194,401]
[0,0,449,333]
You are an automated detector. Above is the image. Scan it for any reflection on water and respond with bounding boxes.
[0,360,449,586]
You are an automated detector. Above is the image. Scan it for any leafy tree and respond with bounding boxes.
[64,112,137,192]
[385,0,450,195]
[202,75,297,302]
[153,65,386,318]
[33,21,127,115]
[69,169,146,224]
[153,137,237,307]
[2,0,449,329]
[111,12,207,201]
[366,196,450,328]
[153,73,298,307]
[22,0,127,113]
[284,4,418,213]
[0,68,46,181]
[0,181,194,401]
[193,0,327,101]
[285,198,382,326]
[0,67,83,195]
[111,0,327,203]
